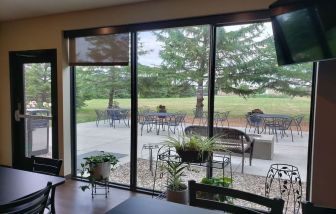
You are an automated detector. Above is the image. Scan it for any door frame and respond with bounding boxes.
[9,49,58,170]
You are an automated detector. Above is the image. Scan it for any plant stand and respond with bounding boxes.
[91,178,109,198]
[152,145,232,198]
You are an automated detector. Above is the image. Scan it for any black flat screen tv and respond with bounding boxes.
[270,0,336,65]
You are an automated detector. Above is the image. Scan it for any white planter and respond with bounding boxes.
[91,162,110,181]
[166,188,188,204]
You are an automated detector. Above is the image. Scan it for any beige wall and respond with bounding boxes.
[312,60,336,207]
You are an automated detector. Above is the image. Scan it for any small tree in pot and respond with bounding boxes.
[166,161,188,204]
[80,152,118,192]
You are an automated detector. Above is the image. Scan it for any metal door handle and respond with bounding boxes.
[14,103,52,122]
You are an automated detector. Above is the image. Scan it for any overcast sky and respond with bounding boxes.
[137,22,273,67]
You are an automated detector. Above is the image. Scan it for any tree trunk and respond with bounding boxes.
[108,88,114,108]
[195,81,204,118]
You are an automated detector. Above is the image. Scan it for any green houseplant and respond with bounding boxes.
[199,177,233,202]
[165,134,218,163]
[80,152,118,191]
[166,161,188,204]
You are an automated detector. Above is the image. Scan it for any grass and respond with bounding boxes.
[76,95,311,123]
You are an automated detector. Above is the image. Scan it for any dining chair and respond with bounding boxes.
[32,156,63,214]
[0,182,52,214]
[188,180,284,214]
[301,201,336,214]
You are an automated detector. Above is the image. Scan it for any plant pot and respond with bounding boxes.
[166,188,188,204]
[176,150,210,163]
[90,162,110,181]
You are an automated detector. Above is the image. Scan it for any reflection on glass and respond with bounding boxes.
[75,65,131,185]
[24,63,52,158]
[214,22,312,211]
[137,25,210,191]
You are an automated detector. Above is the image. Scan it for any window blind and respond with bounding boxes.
[69,33,129,66]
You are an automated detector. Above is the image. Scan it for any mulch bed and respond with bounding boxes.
[109,159,305,213]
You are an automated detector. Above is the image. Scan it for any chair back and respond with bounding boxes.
[302,202,336,214]
[0,182,52,214]
[281,118,293,129]
[32,156,62,176]
[189,180,284,214]
[293,115,304,125]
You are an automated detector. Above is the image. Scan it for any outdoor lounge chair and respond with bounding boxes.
[185,125,254,173]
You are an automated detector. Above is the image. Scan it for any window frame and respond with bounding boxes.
[67,9,315,199]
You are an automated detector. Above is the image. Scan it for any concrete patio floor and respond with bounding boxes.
[76,120,309,182]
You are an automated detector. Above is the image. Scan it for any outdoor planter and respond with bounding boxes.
[176,150,210,163]
[157,105,167,113]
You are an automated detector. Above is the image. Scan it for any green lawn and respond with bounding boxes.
[76,96,311,123]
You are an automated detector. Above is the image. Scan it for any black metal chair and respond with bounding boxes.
[166,113,186,134]
[32,156,63,214]
[214,111,230,127]
[301,201,336,214]
[0,182,52,214]
[245,114,264,134]
[94,109,108,127]
[189,180,284,214]
[278,118,294,142]
[292,115,304,137]
[139,114,157,136]
[191,109,208,126]
[185,126,254,173]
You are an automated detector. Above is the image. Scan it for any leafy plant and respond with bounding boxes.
[200,177,233,202]
[200,177,233,188]
[166,161,187,191]
[79,152,118,192]
[165,133,218,153]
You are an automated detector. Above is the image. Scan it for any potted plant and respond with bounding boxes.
[165,134,218,163]
[157,105,167,113]
[199,177,233,202]
[79,152,118,191]
[166,161,188,204]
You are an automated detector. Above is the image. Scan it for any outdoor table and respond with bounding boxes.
[144,112,175,135]
[255,113,291,119]
[0,166,65,205]
[105,196,224,214]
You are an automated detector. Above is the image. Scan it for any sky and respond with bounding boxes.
[137,22,273,67]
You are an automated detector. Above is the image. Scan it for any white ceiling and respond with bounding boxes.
[0,0,153,21]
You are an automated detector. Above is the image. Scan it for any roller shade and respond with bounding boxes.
[69,33,129,66]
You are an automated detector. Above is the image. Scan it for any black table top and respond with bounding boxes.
[105,196,223,214]
[0,166,65,205]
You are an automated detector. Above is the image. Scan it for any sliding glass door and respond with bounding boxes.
[74,33,131,185]
[136,25,210,190]
[68,11,314,207]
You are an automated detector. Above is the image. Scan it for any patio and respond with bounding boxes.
[76,120,309,181]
